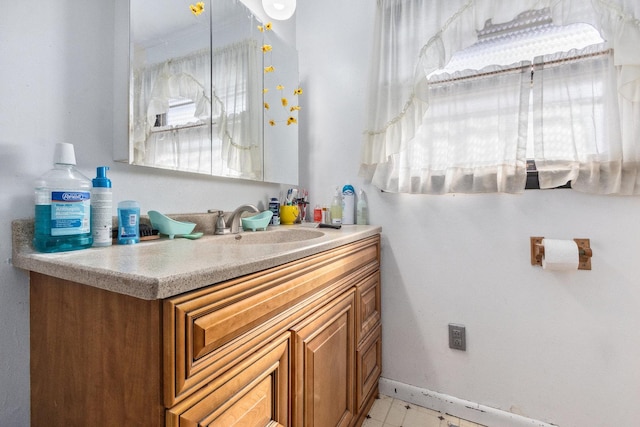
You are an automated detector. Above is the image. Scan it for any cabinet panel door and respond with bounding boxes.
[356,324,382,411]
[355,272,381,344]
[167,333,290,427]
[292,291,355,427]
[30,274,164,426]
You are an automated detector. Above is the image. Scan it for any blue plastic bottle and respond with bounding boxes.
[33,143,93,252]
[91,166,113,247]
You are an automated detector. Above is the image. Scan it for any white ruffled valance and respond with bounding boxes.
[361,0,640,194]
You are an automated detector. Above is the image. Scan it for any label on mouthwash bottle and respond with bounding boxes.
[50,191,91,236]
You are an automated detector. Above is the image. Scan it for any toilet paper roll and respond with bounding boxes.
[541,239,579,271]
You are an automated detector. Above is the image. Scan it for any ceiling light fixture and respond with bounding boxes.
[262,0,296,20]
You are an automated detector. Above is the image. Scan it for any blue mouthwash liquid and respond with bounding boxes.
[33,143,93,253]
[34,204,93,252]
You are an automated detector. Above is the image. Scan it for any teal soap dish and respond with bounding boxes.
[148,211,196,239]
[241,211,273,231]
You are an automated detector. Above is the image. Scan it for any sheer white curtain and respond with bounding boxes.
[143,126,212,174]
[133,39,263,178]
[532,45,625,192]
[361,0,640,195]
[133,49,212,173]
[380,63,530,193]
[211,39,263,179]
[532,3,640,194]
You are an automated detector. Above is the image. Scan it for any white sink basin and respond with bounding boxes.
[220,228,325,244]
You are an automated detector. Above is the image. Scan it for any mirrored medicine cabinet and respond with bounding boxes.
[113,0,299,185]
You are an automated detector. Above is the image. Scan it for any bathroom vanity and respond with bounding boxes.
[13,221,381,426]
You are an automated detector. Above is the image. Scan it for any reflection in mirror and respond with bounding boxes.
[263,35,299,183]
[130,0,214,175]
[128,0,298,183]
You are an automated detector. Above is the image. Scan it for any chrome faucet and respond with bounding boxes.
[214,204,260,234]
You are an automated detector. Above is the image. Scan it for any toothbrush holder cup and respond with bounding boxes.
[279,205,299,225]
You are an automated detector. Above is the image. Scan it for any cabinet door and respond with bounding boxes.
[291,291,355,427]
[166,333,290,427]
[356,324,382,412]
[356,272,381,344]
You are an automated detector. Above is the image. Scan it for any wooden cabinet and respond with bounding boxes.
[166,333,290,426]
[292,291,356,427]
[355,272,382,413]
[356,323,382,412]
[30,273,166,426]
[29,235,381,427]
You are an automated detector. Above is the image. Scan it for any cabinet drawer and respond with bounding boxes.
[356,271,381,344]
[356,324,382,411]
[166,333,290,427]
[164,236,380,406]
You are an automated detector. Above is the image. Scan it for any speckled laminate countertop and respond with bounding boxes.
[12,218,381,300]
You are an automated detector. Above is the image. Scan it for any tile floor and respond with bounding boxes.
[365,394,487,427]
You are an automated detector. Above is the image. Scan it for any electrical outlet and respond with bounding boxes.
[448,324,466,351]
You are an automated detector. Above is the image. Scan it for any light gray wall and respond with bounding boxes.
[297,1,640,427]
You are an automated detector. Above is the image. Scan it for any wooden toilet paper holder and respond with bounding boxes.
[530,237,593,270]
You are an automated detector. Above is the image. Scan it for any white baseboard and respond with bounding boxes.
[378,378,558,427]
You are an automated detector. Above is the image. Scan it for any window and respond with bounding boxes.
[429,8,605,189]
[361,1,640,195]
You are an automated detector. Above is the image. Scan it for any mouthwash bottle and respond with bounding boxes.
[33,143,93,252]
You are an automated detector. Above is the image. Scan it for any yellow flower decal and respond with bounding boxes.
[260,22,301,128]
[190,2,205,16]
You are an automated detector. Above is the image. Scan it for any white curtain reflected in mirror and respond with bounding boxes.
[212,39,263,179]
[129,0,275,181]
[133,48,212,173]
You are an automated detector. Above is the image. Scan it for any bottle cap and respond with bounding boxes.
[93,166,112,188]
[54,142,76,165]
[342,183,355,193]
[118,200,140,209]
